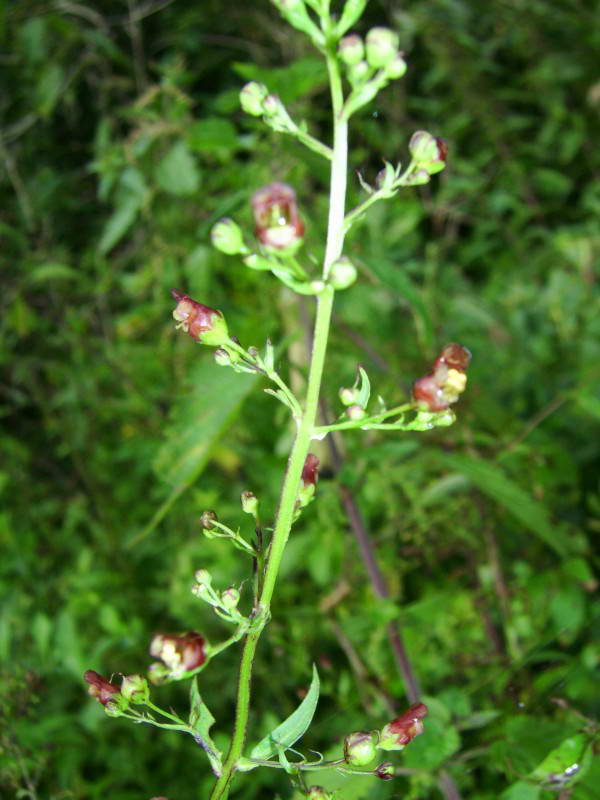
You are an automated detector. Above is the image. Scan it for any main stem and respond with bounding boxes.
[209,53,347,800]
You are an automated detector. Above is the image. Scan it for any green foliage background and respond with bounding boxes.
[2,1,599,798]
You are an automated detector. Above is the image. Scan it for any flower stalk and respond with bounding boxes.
[209,46,348,800]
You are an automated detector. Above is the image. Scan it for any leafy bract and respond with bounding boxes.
[250,664,320,760]
[189,677,223,777]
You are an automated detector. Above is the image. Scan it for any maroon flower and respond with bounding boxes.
[251,182,304,250]
[412,343,471,412]
[301,453,320,488]
[171,290,229,346]
[84,670,120,706]
[379,702,428,750]
[149,632,207,677]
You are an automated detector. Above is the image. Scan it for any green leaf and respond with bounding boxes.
[27,264,79,283]
[129,360,259,546]
[98,195,140,254]
[187,118,238,156]
[529,733,592,788]
[500,782,540,800]
[356,366,371,409]
[155,141,201,196]
[435,454,570,557]
[189,677,223,776]
[250,664,320,760]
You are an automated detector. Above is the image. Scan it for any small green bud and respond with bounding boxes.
[200,511,218,530]
[194,569,212,586]
[365,27,399,69]
[385,54,407,79]
[339,386,359,406]
[409,130,438,163]
[214,348,230,366]
[221,587,240,610]
[104,695,129,717]
[241,490,258,516]
[347,59,370,86]
[346,404,366,420]
[120,674,150,704]
[405,168,430,186]
[148,662,171,686]
[211,217,246,255]
[344,730,378,766]
[339,34,364,66]
[262,94,284,118]
[240,81,268,116]
[374,762,395,780]
[307,788,334,800]
[329,256,357,290]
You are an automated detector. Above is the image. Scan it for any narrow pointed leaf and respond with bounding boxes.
[250,664,320,760]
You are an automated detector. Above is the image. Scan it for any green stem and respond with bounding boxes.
[209,48,347,800]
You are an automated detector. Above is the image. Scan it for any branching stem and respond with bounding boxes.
[209,47,348,800]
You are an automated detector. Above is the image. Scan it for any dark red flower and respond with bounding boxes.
[149,632,207,676]
[379,702,428,750]
[251,182,304,250]
[301,453,320,488]
[171,290,228,346]
[84,670,120,706]
[413,343,471,412]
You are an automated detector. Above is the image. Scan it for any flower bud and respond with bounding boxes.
[433,342,471,372]
[409,130,438,162]
[171,290,229,346]
[346,404,366,420]
[339,386,359,406]
[339,34,364,66]
[408,131,447,175]
[385,54,407,79]
[301,453,319,488]
[214,348,231,366]
[241,490,258,516]
[347,60,369,85]
[200,510,218,530]
[365,27,400,69]
[378,702,428,751]
[329,256,357,290]
[211,218,246,255]
[297,453,320,511]
[344,730,378,766]
[84,670,121,706]
[240,81,269,116]
[149,632,207,678]
[194,569,212,586]
[252,182,304,251]
[121,674,149,704]
[374,762,395,780]
[221,587,240,610]
[262,93,282,118]
[405,169,430,186]
[307,788,333,800]
[412,375,448,412]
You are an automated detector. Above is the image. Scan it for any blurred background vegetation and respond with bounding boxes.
[2,0,599,798]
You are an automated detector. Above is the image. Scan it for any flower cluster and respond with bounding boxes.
[413,343,471,412]
[84,670,149,715]
[149,632,207,684]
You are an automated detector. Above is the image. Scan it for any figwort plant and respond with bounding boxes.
[84,1,470,797]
